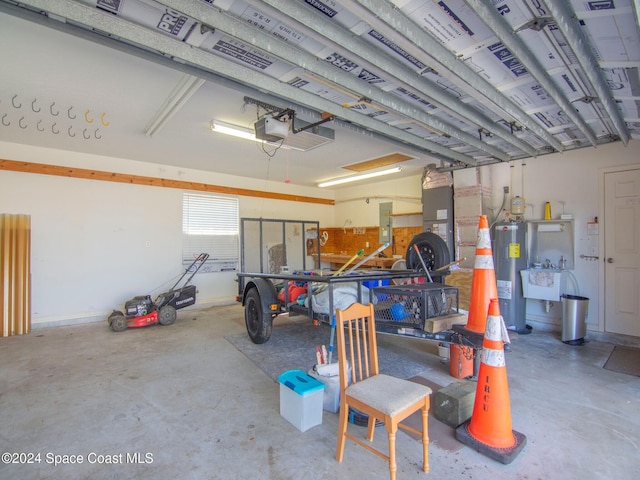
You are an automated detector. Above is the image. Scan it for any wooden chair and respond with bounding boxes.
[335,302,432,480]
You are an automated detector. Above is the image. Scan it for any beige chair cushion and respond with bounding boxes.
[346,374,432,417]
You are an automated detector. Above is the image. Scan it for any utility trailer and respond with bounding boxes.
[236,270,481,365]
[236,218,482,363]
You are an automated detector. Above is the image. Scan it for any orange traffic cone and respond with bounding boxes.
[456,299,526,464]
[465,215,498,334]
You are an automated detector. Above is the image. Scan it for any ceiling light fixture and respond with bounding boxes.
[144,74,205,137]
[318,166,402,188]
[210,120,259,142]
[210,119,297,150]
[210,118,334,152]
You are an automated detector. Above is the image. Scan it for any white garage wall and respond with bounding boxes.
[0,141,334,327]
[1,139,637,331]
[506,141,638,333]
[334,140,639,334]
[333,174,424,229]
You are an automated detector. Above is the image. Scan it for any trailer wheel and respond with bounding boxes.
[109,311,127,332]
[406,232,450,272]
[158,305,177,325]
[245,288,272,344]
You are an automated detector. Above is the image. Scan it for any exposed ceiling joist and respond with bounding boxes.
[235,0,536,157]
[465,0,598,146]
[541,0,630,145]
[12,0,479,165]
[1,0,636,182]
[350,0,566,153]
[165,0,486,163]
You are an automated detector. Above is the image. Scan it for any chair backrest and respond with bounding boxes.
[335,302,379,392]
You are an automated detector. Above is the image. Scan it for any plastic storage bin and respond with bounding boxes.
[277,369,325,432]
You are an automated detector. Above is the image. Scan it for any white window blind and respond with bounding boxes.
[182,193,239,271]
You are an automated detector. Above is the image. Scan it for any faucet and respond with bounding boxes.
[560,256,567,270]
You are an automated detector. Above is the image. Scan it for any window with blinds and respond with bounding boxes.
[182,192,239,271]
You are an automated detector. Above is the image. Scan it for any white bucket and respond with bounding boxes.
[438,343,450,363]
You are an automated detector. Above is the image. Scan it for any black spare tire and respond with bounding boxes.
[405,231,450,272]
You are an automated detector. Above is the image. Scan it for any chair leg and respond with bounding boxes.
[366,415,376,442]
[387,428,397,480]
[422,404,429,473]
[336,402,348,462]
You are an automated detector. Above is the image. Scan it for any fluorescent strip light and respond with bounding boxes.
[318,167,402,187]
[145,74,205,137]
[210,119,298,150]
[210,120,258,141]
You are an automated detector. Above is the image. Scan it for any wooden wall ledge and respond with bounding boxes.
[0,159,335,206]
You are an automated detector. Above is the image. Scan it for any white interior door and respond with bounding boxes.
[604,168,640,336]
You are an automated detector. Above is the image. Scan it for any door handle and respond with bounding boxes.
[607,258,614,263]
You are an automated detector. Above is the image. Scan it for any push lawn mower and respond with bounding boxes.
[108,253,209,332]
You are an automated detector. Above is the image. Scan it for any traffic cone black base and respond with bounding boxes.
[455,421,527,465]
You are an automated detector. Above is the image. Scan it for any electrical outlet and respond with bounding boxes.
[503,186,509,193]
[366,241,370,248]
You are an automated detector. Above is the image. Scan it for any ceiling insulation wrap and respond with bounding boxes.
[2,0,638,170]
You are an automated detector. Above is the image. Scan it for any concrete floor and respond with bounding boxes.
[1,304,639,480]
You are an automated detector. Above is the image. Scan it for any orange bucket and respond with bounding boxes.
[449,344,474,379]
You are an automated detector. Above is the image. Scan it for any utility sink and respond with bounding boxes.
[520,269,567,301]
